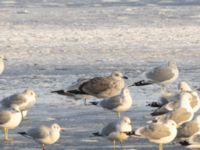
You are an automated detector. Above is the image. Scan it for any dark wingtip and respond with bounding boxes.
[18,132,27,136]
[146,102,162,108]
[51,90,65,94]
[90,101,99,106]
[179,141,190,146]
[93,132,101,136]
[125,130,136,136]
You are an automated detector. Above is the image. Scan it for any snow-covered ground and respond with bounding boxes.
[0,0,200,149]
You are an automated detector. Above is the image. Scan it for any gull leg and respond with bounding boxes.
[159,143,163,150]
[42,144,46,150]
[117,112,120,118]
[120,141,124,150]
[84,99,87,105]
[113,140,116,150]
[4,128,8,141]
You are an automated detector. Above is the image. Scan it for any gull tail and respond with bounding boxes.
[90,101,99,106]
[129,80,154,87]
[18,132,29,138]
[125,130,136,136]
[93,132,102,137]
[51,90,87,96]
[179,141,190,146]
[146,102,162,108]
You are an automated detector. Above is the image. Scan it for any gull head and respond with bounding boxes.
[111,71,128,80]
[23,89,37,98]
[51,123,64,132]
[178,81,192,92]
[121,116,131,125]
[168,60,177,69]
[121,88,130,96]
[167,119,177,127]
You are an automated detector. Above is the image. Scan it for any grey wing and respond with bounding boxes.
[28,126,49,139]
[101,122,118,136]
[100,96,122,110]
[81,77,113,95]
[1,94,27,108]
[146,66,174,82]
[0,111,11,124]
[143,123,171,139]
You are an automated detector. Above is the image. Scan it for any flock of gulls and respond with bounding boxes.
[0,55,200,150]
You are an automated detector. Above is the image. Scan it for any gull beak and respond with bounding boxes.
[60,128,66,132]
[123,76,128,79]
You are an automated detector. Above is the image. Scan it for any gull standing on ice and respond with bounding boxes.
[129,119,177,150]
[53,71,128,99]
[0,104,22,141]
[1,89,37,119]
[90,88,132,118]
[93,116,132,150]
[18,123,64,150]
[51,78,94,105]
[130,61,179,91]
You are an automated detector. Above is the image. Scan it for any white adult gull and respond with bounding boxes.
[18,123,64,150]
[130,61,179,91]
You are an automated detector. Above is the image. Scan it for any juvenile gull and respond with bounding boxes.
[93,116,132,150]
[129,119,177,150]
[178,115,200,139]
[0,104,22,141]
[18,123,64,150]
[0,55,6,75]
[53,71,128,99]
[130,61,179,90]
[90,88,132,118]
[1,89,37,119]
[51,78,94,105]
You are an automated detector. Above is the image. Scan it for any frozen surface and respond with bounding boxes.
[0,0,200,149]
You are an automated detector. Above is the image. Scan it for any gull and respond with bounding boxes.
[178,115,200,139]
[51,78,94,105]
[0,55,7,75]
[90,88,132,118]
[0,104,22,141]
[93,116,132,150]
[18,123,64,150]
[130,119,177,150]
[130,61,179,91]
[180,132,200,148]
[1,89,37,119]
[52,71,128,100]
[152,92,194,128]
